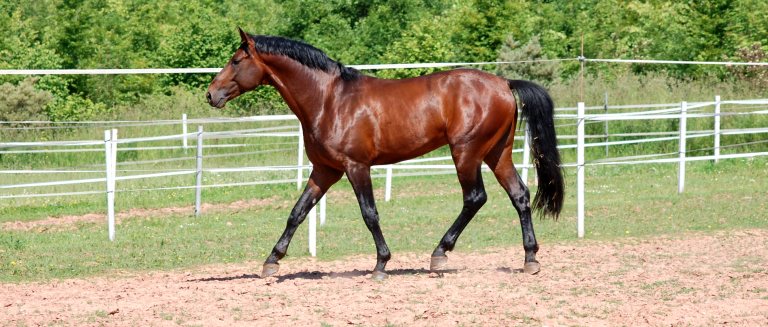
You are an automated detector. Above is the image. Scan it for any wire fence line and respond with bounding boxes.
[1,56,767,77]
[3,100,767,195]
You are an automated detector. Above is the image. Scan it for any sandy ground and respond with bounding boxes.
[2,229,768,326]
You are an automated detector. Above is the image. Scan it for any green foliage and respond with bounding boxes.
[449,0,530,64]
[495,35,561,87]
[725,42,768,87]
[156,5,238,90]
[47,94,109,122]
[1,0,768,120]
[376,16,454,79]
[0,77,53,125]
[277,0,454,65]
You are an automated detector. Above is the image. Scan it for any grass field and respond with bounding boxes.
[2,74,768,284]
[1,156,767,283]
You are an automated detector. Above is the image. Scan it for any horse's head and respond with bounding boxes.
[206,28,266,108]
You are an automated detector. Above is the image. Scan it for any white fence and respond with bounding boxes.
[3,97,768,254]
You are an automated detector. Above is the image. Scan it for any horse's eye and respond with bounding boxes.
[232,59,240,65]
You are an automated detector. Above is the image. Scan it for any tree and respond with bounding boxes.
[0,77,54,125]
[156,5,238,90]
[495,35,561,87]
[726,42,768,87]
[449,0,532,64]
[376,16,454,79]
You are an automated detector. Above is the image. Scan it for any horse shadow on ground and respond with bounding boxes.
[189,266,523,283]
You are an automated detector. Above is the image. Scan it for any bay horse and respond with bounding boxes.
[206,28,564,280]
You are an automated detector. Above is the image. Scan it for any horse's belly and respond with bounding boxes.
[372,124,447,165]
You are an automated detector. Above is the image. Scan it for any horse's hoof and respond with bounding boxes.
[371,271,389,281]
[261,263,279,278]
[523,262,540,275]
[430,255,448,271]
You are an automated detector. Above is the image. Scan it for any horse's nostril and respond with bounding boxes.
[206,92,212,102]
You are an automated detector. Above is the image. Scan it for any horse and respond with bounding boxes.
[206,28,564,280]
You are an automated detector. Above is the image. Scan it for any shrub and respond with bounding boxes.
[495,35,561,88]
[0,77,53,125]
[46,95,108,122]
[725,42,768,88]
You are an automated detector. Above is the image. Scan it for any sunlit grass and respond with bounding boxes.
[1,157,766,282]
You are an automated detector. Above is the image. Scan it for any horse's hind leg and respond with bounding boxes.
[262,165,343,278]
[430,155,487,270]
[484,141,540,274]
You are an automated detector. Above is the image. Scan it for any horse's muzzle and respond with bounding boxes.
[206,91,226,108]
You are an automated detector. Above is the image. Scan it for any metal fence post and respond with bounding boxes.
[195,126,203,218]
[714,95,721,163]
[577,102,585,238]
[309,198,317,257]
[319,195,326,226]
[104,129,117,241]
[521,126,531,186]
[297,124,304,190]
[182,113,188,151]
[111,129,118,240]
[678,101,687,194]
[385,166,393,201]
[605,92,609,158]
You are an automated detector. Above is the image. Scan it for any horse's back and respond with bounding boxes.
[329,69,517,165]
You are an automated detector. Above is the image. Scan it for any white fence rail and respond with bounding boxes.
[2,98,768,255]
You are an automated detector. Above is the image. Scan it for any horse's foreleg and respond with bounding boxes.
[262,166,342,278]
[431,165,487,270]
[346,163,391,280]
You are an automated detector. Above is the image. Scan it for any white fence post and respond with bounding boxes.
[182,113,188,151]
[104,129,117,242]
[521,126,531,186]
[604,92,609,158]
[714,95,721,163]
[385,166,393,201]
[577,102,585,238]
[309,198,317,257]
[319,195,326,226]
[297,124,304,190]
[195,126,203,218]
[678,101,687,194]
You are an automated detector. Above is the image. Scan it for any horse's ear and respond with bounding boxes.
[238,27,247,42]
[237,27,254,50]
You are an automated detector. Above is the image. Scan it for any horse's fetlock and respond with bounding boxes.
[524,244,539,254]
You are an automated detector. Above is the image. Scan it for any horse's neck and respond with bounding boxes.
[262,55,334,128]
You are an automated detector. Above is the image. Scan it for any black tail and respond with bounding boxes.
[507,79,564,219]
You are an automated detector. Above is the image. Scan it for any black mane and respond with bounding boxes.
[244,34,361,81]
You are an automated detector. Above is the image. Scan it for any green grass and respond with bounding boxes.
[1,74,767,282]
[1,156,766,283]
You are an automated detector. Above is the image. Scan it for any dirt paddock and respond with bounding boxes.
[2,229,767,326]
